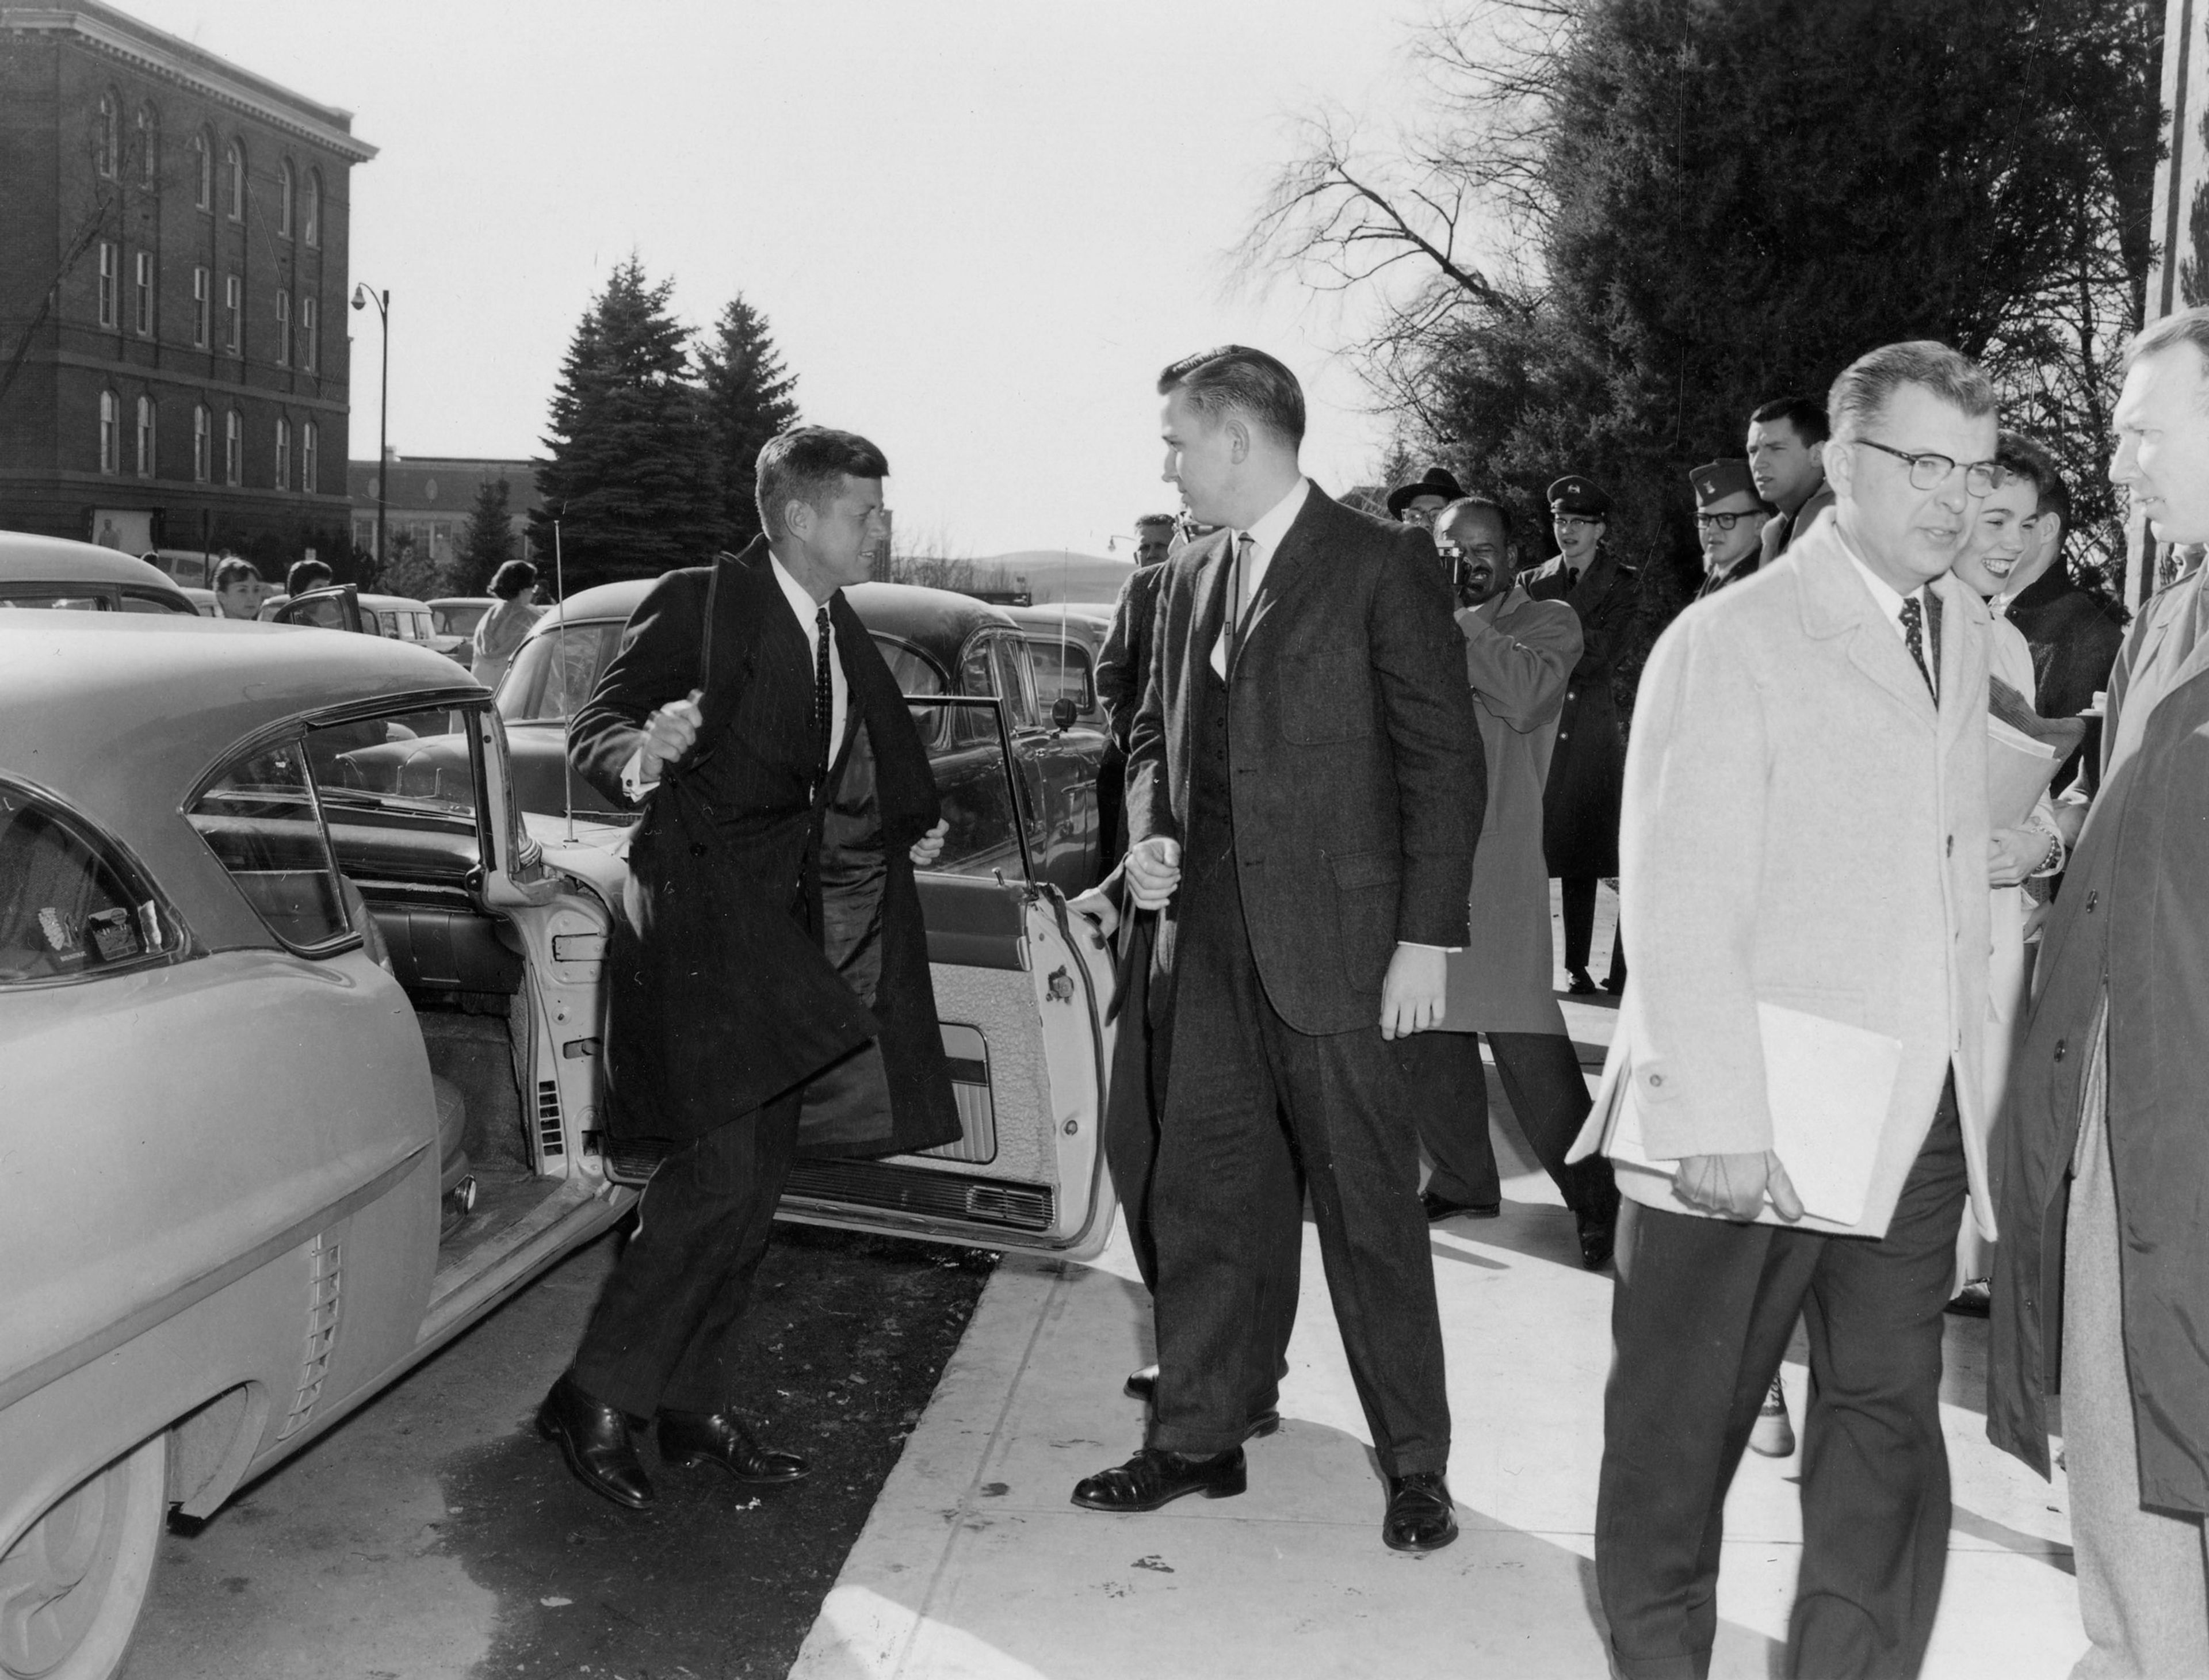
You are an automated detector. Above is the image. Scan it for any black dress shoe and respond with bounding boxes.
[1382,1471,1460,1553]
[658,1408,811,1484]
[1124,1365,1158,1403]
[1422,1190,1501,1223]
[1566,967,1598,995]
[1072,1446,1246,1512]
[1577,1213,1616,1271]
[536,1373,653,1510]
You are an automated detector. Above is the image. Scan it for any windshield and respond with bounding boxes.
[496,621,626,723]
[434,601,488,638]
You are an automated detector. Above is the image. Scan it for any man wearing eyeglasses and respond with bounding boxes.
[1588,341,1998,1680]
[1688,459,1771,601]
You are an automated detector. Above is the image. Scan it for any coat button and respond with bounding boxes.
[2054,1040,2068,1063]
[1648,1072,1664,1087]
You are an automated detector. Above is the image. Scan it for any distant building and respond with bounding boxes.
[0,2,376,578]
[349,455,540,573]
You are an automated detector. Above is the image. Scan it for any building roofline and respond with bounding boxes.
[0,2,378,163]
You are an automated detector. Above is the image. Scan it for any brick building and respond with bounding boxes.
[349,455,541,578]
[0,2,374,576]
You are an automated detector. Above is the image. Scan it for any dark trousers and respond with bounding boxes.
[1146,865,1450,1476]
[1416,1030,1619,1227]
[1560,875,1627,984]
[568,1090,804,1419]
[1595,1090,1967,1680]
[1096,742,1129,880]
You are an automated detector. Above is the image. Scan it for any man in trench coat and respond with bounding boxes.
[536,427,958,1511]
[1413,495,1620,1267]
[1989,308,2209,1677]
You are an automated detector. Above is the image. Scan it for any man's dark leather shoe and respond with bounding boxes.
[658,1408,811,1484]
[1072,1446,1245,1512]
[1423,1190,1501,1223]
[1566,967,1597,995]
[1124,1364,1159,1403]
[1578,1215,1616,1271]
[1382,1471,1460,1553]
[537,1373,653,1510]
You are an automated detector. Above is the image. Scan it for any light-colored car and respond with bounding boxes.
[258,586,441,650]
[0,613,1117,1678]
[178,585,220,618]
[425,595,494,665]
[0,530,200,616]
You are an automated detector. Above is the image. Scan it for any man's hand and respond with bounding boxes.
[1379,943,1447,1040]
[1066,884,1121,940]
[909,818,949,869]
[1674,1151,1804,1222]
[1124,838,1182,910]
[1988,826,2046,888]
[638,688,704,783]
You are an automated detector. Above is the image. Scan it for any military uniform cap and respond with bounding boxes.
[1547,475,1611,517]
[1689,459,1760,508]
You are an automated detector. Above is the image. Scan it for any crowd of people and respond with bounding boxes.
[528,318,2209,1680]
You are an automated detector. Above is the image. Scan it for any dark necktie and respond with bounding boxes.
[1899,594,1936,700]
[1226,533,1255,666]
[813,603,833,795]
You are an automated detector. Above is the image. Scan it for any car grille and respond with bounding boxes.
[536,1079,565,1159]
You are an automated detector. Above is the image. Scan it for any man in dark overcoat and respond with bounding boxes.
[536,427,958,1510]
[1990,310,2209,1676]
[1068,345,1483,1555]
[1522,475,1636,994]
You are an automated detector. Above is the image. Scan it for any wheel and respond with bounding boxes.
[0,1432,168,1680]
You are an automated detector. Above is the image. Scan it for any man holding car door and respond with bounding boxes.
[1584,342,1997,1680]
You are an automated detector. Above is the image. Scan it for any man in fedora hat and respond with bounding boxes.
[1523,475,1635,994]
[1386,465,1466,526]
[1690,459,1773,602]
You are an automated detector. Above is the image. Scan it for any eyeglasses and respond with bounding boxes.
[1695,510,1761,532]
[1855,438,1999,497]
[1436,543,1501,560]
[1553,516,1600,533]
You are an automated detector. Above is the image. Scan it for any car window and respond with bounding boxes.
[0,783,175,985]
[288,595,350,631]
[955,635,1002,746]
[121,590,193,614]
[434,602,488,639]
[905,698,1031,881]
[871,633,949,752]
[495,621,625,721]
[991,636,1038,729]
[305,705,478,831]
[1025,635,1095,713]
[186,739,353,952]
[0,589,110,611]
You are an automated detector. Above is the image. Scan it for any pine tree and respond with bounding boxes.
[529,257,722,592]
[454,477,515,595]
[698,293,800,549]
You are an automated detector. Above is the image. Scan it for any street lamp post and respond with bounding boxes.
[350,284,389,572]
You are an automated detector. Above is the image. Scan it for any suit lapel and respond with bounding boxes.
[1190,529,1236,674]
[1797,532,1939,726]
[1230,491,1327,677]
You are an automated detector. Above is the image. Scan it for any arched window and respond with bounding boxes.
[189,131,211,211]
[98,391,119,474]
[277,158,292,238]
[301,421,318,493]
[274,418,291,491]
[274,291,290,366]
[300,295,318,373]
[135,396,155,479]
[224,410,241,486]
[193,404,210,483]
[224,140,243,221]
[135,105,156,188]
[303,170,321,247]
[95,92,118,178]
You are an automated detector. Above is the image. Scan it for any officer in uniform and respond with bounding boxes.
[1689,459,1772,602]
[1522,476,1636,995]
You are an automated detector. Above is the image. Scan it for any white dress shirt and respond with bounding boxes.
[1210,476,1311,679]
[1842,543,1937,701]
[623,552,846,799]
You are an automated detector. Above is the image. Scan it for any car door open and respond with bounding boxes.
[273,583,365,634]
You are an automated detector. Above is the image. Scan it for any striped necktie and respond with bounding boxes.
[813,604,833,794]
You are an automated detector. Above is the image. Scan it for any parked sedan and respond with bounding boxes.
[490,578,1112,892]
[0,530,200,615]
[0,614,1118,1679]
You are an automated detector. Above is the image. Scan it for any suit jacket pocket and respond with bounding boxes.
[1332,848,1400,993]
[1281,651,1373,744]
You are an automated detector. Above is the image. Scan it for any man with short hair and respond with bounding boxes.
[1071,345,1482,1554]
[1748,394,1836,563]
[1688,459,1771,601]
[1990,306,2209,1678]
[1589,342,1999,1679]
[1095,513,1179,870]
[538,426,957,1511]
[1416,495,1621,1267]
[285,556,333,598]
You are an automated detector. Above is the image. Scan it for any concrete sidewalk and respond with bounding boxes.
[793,896,2082,1679]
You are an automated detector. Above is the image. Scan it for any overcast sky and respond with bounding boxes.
[125,0,1416,559]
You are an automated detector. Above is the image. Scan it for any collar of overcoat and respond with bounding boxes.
[710,538,862,765]
[1193,484,1337,680]
[1788,517,1983,744]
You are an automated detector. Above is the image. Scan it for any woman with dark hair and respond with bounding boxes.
[472,559,542,690]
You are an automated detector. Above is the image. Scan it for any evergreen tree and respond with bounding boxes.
[455,477,515,595]
[698,293,800,549]
[530,257,722,591]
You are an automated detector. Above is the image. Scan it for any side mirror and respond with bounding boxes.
[1049,697,1078,732]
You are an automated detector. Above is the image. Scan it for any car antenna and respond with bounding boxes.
[555,515,575,844]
